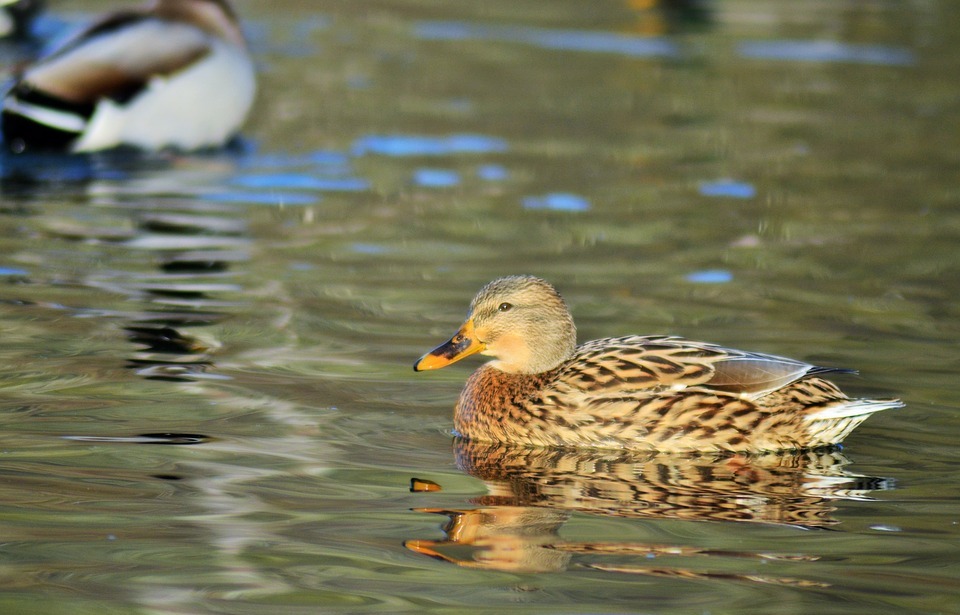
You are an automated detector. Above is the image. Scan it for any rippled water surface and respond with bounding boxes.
[0,1,958,613]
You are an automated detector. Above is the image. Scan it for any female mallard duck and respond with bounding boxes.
[414,275,902,454]
[1,0,255,153]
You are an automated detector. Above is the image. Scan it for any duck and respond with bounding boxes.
[1,0,255,153]
[414,275,903,454]
[0,0,43,39]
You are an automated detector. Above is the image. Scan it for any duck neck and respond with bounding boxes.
[489,323,575,374]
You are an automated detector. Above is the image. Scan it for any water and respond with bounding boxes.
[0,1,957,613]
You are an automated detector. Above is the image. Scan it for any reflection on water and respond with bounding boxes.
[407,440,891,578]
[351,133,508,157]
[64,433,212,444]
[0,0,956,613]
[414,21,680,57]
[0,150,255,382]
[737,40,915,66]
[121,195,248,382]
[522,192,591,212]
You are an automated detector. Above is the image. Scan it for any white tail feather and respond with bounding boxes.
[804,398,902,447]
[805,398,903,422]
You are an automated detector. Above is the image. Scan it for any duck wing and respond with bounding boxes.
[707,356,855,396]
[19,13,212,104]
[560,335,853,398]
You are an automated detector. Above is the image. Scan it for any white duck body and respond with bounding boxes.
[2,0,255,153]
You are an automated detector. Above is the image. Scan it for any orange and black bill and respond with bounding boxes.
[413,319,485,371]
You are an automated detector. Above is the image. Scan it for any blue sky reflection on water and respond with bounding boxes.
[685,269,734,284]
[522,193,591,212]
[699,180,756,199]
[738,40,916,66]
[414,21,679,58]
[233,173,371,192]
[202,190,318,206]
[351,134,508,157]
[412,20,913,67]
[413,168,461,188]
[0,1,957,614]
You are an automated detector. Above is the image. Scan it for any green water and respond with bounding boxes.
[0,1,957,613]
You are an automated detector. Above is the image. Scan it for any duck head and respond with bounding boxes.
[414,275,577,375]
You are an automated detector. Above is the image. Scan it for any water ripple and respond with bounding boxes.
[739,40,916,66]
[351,134,508,157]
[414,21,679,58]
[413,168,460,188]
[201,191,319,206]
[686,269,734,284]
[476,164,508,181]
[522,192,590,212]
[232,173,370,192]
[699,179,756,199]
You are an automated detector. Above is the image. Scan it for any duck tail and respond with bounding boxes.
[805,398,904,421]
[804,398,903,446]
[808,365,859,377]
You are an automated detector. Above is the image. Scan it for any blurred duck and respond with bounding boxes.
[414,275,902,454]
[0,0,43,39]
[1,0,255,153]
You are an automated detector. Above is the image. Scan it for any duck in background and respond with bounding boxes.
[415,275,903,454]
[1,0,255,153]
[0,0,43,39]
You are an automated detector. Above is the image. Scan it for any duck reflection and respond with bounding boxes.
[0,149,253,382]
[121,204,250,382]
[407,439,891,578]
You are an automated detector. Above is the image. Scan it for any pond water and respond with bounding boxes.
[0,1,958,613]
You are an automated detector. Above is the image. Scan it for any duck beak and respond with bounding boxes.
[414,319,485,371]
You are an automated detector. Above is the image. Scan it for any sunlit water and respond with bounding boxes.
[0,1,957,613]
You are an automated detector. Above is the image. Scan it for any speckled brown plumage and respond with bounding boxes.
[414,275,903,454]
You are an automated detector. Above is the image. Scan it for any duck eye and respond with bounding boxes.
[497,302,513,312]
